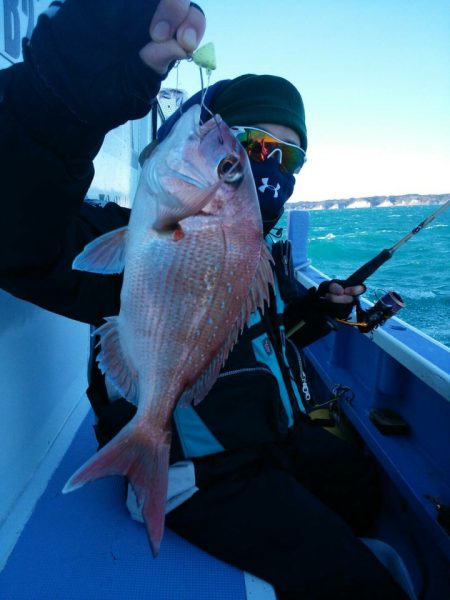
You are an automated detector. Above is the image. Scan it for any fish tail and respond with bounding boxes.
[63,422,171,557]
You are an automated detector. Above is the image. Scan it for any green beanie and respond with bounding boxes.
[209,74,307,151]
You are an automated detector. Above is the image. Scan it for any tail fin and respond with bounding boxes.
[63,422,171,557]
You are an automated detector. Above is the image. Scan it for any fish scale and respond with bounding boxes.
[63,105,273,556]
[135,227,234,380]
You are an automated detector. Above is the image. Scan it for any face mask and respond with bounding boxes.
[250,157,296,236]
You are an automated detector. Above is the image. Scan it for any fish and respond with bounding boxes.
[62,104,274,556]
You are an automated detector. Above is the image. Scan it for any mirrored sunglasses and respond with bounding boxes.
[231,126,306,174]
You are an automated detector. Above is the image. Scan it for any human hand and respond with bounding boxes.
[140,1,206,74]
[26,0,206,133]
[318,280,366,305]
[316,279,365,320]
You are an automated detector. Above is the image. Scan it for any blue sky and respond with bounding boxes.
[164,0,450,201]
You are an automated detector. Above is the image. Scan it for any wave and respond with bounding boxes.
[311,233,336,241]
[403,290,437,300]
[282,206,450,347]
[425,223,448,229]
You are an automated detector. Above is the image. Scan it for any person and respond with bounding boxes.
[0,1,408,598]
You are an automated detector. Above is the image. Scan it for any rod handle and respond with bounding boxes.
[343,248,392,287]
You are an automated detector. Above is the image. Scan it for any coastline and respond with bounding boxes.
[287,192,450,211]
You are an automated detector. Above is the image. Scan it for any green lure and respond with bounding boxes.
[192,43,217,73]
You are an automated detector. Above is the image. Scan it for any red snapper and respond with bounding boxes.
[63,105,274,556]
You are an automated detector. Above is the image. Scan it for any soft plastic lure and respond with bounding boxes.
[192,42,217,74]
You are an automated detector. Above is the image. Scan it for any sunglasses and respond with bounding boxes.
[231,126,306,174]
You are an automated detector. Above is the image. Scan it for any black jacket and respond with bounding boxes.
[0,0,337,460]
[0,0,165,319]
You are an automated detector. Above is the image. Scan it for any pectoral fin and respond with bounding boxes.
[73,227,128,274]
[152,181,221,231]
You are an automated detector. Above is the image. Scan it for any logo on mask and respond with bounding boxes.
[258,178,281,198]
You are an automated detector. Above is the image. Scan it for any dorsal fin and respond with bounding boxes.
[183,242,274,406]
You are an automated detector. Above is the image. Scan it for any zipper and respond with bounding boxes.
[260,307,301,420]
[287,338,311,406]
[281,240,290,277]
[217,366,273,379]
[282,253,289,276]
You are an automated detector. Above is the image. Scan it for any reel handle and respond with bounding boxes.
[343,248,392,288]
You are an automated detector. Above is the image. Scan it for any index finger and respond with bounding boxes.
[328,281,345,296]
[175,3,206,51]
[343,285,366,296]
[150,0,191,41]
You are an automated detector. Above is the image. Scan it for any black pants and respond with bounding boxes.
[166,418,408,599]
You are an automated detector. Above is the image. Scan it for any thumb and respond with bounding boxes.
[139,39,189,74]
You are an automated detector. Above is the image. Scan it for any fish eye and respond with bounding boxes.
[217,154,243,184]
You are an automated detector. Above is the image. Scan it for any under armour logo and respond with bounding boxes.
[258,178,280,198]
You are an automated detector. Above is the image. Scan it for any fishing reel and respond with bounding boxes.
[338,290,405,333]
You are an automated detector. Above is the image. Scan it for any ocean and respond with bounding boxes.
[283,204,450,348]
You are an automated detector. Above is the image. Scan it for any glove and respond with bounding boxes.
[316,279,366,320]
[27,0,164,129]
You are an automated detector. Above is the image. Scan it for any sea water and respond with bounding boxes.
[283,205,450,348]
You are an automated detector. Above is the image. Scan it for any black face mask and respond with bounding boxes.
[250,157,296,236]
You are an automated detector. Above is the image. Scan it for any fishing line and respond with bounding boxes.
[191,43,223,141]
[197,68,215,122]
[197,67,223,143]
[199,67,207,107]
[175,60,180,106]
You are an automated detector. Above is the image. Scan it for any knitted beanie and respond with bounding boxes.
[209,74,307,151]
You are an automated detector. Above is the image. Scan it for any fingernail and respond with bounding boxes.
[151,20,171,42]
[181,27,197,50]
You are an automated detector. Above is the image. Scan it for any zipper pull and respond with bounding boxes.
[282,253,289,276]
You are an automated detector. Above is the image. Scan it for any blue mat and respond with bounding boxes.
[0,416,247,600]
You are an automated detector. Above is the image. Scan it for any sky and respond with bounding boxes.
[163,0,450,202]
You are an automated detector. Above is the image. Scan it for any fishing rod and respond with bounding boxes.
[343,200,450,288]
[338,200,450,333]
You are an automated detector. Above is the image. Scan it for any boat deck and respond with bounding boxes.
[0,413,275,600]
[1,211,449,598]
